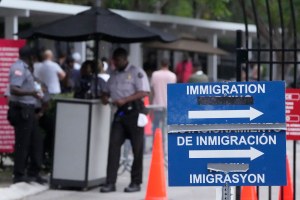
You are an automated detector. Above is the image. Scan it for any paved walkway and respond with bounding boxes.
[1,140,299,200]
[1,153,217,200]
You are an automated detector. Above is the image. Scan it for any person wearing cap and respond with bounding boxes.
[100,47,150,193]
[6,45,47,184]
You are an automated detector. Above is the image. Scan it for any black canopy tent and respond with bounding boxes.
[18,6,177,45]
[18,6,177,97]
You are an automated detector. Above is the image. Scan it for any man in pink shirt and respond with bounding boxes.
[150,58,176,138]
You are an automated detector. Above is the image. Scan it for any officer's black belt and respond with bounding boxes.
[9,101,35,108]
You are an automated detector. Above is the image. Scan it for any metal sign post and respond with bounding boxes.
[208,163,249,200]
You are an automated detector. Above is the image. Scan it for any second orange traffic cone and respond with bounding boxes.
[145,128,167,200]
[278,156,293,200]
[241,186,258,200]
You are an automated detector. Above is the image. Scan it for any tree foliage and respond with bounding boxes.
[43,0,232,19]
[41,0,300,46]
[41,0,300,80]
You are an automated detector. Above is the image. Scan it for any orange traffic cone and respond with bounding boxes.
[145,128,167,200]
[241,186,257,200]
[278,156,293,200]
[144,96,152,136]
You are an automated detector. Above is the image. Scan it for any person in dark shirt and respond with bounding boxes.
[73,60,105,99]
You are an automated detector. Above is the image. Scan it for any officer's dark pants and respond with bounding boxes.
[106,110,144,185]
[8,103,43,178]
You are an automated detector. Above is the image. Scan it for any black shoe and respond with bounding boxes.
[100,184,116,193]
[31,176,48,184]
[124,183,141,192]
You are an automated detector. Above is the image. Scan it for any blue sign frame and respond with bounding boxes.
[167,81,285,125]
[168,131,286,186]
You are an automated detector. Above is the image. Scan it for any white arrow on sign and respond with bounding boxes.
[189,147,264,161]
[188,107,263,121]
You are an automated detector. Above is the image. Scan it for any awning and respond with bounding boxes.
[143,39,228,56]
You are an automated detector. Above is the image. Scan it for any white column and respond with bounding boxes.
[5,16,18,39]
[173,51,182,69]
[129,43,142,67]
[207,34,218,82]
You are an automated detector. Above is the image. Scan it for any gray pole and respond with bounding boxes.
[93,0,101,97]
[95,0,101,7]
[222,181,231,200]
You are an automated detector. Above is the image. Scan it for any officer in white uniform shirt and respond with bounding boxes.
[100,47,150,193]
[7,46,47,184]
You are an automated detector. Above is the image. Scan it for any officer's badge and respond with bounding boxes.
[127,74,132,80]
[14,70,23,76]
[138,72,143,78]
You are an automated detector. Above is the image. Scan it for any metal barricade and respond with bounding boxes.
[237,1,299,199]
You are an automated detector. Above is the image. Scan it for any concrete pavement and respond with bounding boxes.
[1,140,300,200]
[2,153,217,200]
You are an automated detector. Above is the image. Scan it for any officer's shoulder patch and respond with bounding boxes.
[14,70,23,76]
[137,72,144,78]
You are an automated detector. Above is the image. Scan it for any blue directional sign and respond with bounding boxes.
[167,81,285,125]
[168,130,286,186]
